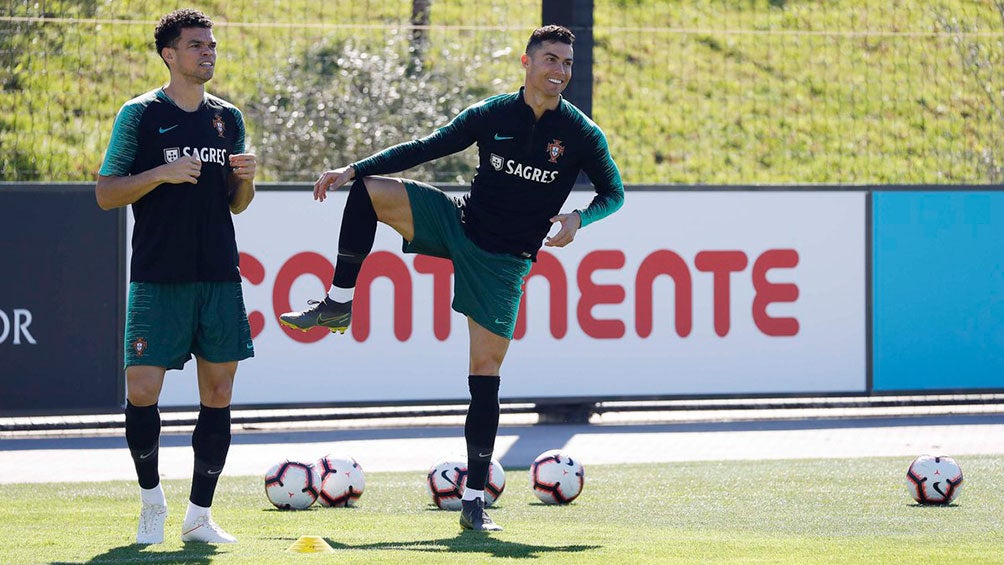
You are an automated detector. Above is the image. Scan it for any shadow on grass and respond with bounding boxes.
[324,531,600,559]
[53,542,221,564]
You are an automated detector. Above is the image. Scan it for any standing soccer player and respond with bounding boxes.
[280,24,623,531]
[95,9,257,544]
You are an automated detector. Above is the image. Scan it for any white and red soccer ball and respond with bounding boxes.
[426,457,506,510]
[264,459,322,510]
[316,454,366,507]
[905,454,964,505]
[530,449,584,504]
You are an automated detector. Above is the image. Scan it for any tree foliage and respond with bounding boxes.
[247,32,500,183]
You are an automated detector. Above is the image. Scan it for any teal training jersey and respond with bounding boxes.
[351,88,624,259]
[100,88,246,282]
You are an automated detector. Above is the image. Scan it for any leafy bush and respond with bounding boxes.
[248,32,501,183]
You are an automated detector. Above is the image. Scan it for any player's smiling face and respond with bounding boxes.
[164,27,217,84]
[523,40,573,99]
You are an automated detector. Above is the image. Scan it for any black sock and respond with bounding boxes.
[465,375,501,491]
[190,404,231,508]
[125,400,161,489]
[332,178,378,290]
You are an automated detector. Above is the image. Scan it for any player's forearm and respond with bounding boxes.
[353,124,473,177]
[229,176,255,214]
[95,168,167,210]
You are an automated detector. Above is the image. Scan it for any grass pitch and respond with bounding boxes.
[1,456,1002,564]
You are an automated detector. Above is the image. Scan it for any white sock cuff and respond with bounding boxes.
[140,484,166,506]
[462,488,485,502]
[184,501,210,523]
[327,285,354,303]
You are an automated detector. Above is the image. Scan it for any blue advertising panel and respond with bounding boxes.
[0,185,124,414]
[873,191,1004,391]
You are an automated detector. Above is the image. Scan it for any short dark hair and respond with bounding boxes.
[526,24,575,55]
[154,9,213,55]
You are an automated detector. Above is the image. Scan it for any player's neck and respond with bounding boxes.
[162,81,205,113]
[522,87,560,120]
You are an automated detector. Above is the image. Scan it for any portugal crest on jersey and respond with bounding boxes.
[490,153,504,171]
[546,139,565,163]
[131,337,148,357]
[212,113,225,138]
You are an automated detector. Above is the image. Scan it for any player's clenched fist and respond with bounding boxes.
[229,153,256,181]
[161,155,202,185]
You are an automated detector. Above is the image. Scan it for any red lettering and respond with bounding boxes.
[752,249,800,336]
[635,250,692,337]
[354,251,412,342]
[239,252,266,339]
[514,251,568,340]
[273,252,334,343]
[262,247,799,343]
[695,251,748,337]
[577,250,626,339]
[413,256,454,341]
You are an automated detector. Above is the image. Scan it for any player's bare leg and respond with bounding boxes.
[460,319,508,532]
[280,176,413,332]
[181,358,237,543]
[126,366,169,544]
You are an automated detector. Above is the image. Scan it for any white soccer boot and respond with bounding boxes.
[181,513,237,543]
[136,503,168,544]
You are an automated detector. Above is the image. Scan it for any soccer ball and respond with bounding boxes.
[530,449,584,504]
[905,454,964,505]
[426,457,506,510]
[316,454,365,507]
[264,459,321,510]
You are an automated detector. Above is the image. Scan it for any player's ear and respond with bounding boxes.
[521,53,529,68]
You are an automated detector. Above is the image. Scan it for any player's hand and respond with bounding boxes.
[160,155,202,185]
[313,166,355,202]
[544,211,582,248]
[229,153,257,181]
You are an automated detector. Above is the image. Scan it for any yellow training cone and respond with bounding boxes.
[287,535,334,553]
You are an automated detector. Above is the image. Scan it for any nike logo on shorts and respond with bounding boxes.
[138,447,157,460]
[494,318,506,325]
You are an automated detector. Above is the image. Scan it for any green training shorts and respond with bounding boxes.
[402,180,532,339]
[124,281,254,370]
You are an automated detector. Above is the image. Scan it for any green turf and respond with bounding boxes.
[1,456,1002,564]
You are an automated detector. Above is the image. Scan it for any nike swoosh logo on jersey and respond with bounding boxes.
[493,134,514,141]
[159,125,179,134]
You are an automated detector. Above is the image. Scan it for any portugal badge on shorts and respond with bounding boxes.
[546,139,565,163]
[212,113,225,138]
[131,337,148,357]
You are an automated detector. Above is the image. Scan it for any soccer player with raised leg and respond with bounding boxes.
[280,25,623,531]
[96,9,256,544]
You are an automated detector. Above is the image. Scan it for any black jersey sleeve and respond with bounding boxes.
[351,104,480,176]
[576,126,625,228]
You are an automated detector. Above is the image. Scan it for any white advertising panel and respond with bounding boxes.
[136,190,866,406]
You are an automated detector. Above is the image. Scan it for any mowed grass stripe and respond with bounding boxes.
[0,456,1001,563]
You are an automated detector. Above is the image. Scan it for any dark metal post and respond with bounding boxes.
[541,0,594,118]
